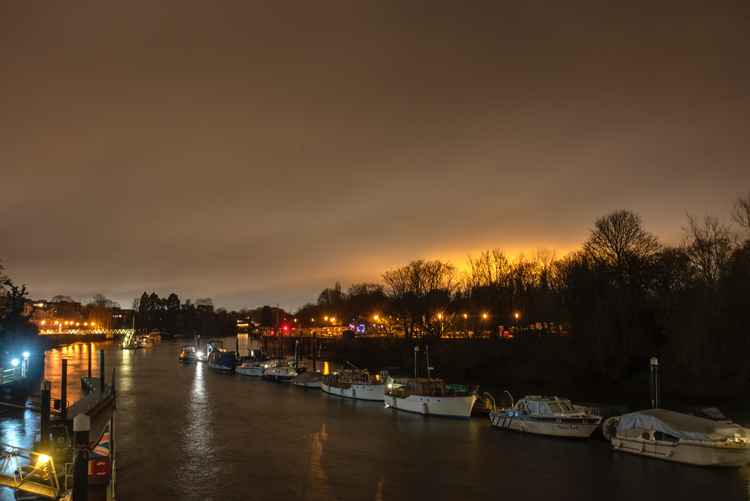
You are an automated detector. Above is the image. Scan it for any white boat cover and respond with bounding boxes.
[617,409,750,442]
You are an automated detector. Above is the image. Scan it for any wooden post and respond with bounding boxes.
[61,359,68,420]
[312,333,317,372]
[650,357,660,408]
[87,343,92,379]
[72,414,90,501]
[99,350,105,393]
[40,380,51,448]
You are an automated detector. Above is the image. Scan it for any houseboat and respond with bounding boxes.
[384,378,477,418]
[321,370,385,401]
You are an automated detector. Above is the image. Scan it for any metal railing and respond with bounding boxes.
[0,442,61,499]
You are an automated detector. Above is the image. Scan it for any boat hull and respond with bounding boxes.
[293,380,322,389]
[321,382,384,401]
[208,363,234,372]
[384,394,477,419]
[489,411,600,438]
[611,436,750,467]
[236,366,264,377]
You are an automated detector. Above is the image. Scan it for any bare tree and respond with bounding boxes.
[683,215,735,285]
[733,191,750,233]
[584,210,660,267]
[383,260,455,337]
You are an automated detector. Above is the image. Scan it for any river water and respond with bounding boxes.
[0,339,748,500]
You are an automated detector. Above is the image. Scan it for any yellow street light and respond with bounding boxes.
[437,313,443,321]
[462,313,468,320]
[41,320,46,326]
[373,314,380,322]
[36,454,51,466]
[323,316,329,322]
[513,311,521,320]
[330,316,336,324]
[482,312,489,320]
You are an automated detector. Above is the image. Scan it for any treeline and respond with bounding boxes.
[0,264,37,346]
[296,193,750,393]
[135,292,238,337]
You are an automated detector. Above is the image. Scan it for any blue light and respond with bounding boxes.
[10,358,19,367]
[22,351,30,359]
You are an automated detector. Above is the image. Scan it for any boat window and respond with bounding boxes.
[653,431,679,443]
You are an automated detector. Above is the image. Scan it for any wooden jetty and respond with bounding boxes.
[0,349,117,500]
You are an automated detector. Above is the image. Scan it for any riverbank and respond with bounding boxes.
[319,336,748,409]
[38,333,115,349]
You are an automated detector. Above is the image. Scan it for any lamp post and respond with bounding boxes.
[513,311,521,331]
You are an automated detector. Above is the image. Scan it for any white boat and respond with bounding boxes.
[603,409,750,467]
[489,395,601,438]
[321,370,385,401]
[262,359,298,382]
[236,360,265,377]
[292,371,323,389]
[178,345,198,363]
[384,378,477,418]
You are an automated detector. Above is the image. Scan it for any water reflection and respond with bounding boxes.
[178,362,215,498]
[44,342,102,403]
[307,423,334,501]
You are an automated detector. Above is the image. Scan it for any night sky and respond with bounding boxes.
[2,2,749,309]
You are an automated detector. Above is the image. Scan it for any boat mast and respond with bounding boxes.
[414,346,419,379]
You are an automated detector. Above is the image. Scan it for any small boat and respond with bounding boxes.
[206,341,236,372]
[384,378,477,418]
[262,359,298,382]
[178,345,198,363]
[236,360,266,376]
[321,370,385,401]
[293,371,323,389]
[489,395,602,438]
[603,409,750,467]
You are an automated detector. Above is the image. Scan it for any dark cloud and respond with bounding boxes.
[2,1,749,309]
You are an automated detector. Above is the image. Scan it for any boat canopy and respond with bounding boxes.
[517,396,577,416]
[617,409,750,442]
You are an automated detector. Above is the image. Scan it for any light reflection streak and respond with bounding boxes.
[178,361,215,497]
[308,423,335,501]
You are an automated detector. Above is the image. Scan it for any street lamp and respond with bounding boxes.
[513,311,521,330]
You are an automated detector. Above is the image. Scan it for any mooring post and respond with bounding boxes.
[235,335,240,357]
[312,333,317,372]
[99,349,105,393]
[40,380,51,448]
[61,359,68,420]
[72,414,90,501]
[650,357,660,408]
[87,343,92,379]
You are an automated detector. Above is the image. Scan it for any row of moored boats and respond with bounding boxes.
[178,343,750,467]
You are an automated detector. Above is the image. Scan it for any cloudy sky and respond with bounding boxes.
[1,1,748,309]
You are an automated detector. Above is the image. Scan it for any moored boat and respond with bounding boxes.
[236,360,265,376]
[206,341,236,372]
[603,409,750,467]
[384,378,477,418]
[321,370,385,401]
[178,345,198,363]
[489,395,601,438]
[293,371,323,389]
[262,359,298,382]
